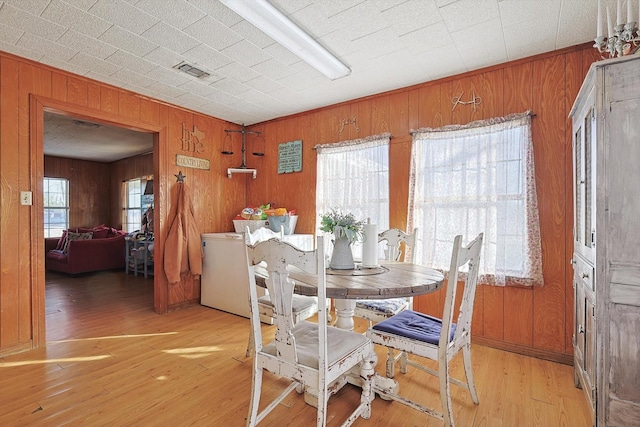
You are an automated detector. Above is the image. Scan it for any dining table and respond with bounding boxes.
[255,259,445,330]
[253,259,445,404]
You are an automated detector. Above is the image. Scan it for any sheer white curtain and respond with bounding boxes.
[315,133,390,259]
[408,112,543,286]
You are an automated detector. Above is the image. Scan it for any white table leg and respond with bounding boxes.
[334,299,356,330]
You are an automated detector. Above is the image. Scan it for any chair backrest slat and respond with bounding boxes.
[246,237,327,371]
[378,228,418,263]
[439,233,483,351]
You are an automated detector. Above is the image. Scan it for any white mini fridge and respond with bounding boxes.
[201,232,256,318]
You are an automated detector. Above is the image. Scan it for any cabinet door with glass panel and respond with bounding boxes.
[572,87,596,264]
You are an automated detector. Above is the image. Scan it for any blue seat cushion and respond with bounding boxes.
[372,310,456,345]
[356,298,407,315]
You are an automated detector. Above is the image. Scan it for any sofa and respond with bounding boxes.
[45,226,127,275]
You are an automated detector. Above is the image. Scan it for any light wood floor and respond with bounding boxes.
[0,270,592,426]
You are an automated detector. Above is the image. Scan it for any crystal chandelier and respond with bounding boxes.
[594,0,640,58]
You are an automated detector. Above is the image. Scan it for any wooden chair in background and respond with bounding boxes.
[366,233,483,427]
[354,228,417,374]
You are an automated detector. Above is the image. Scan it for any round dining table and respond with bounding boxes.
[255,260,444,330]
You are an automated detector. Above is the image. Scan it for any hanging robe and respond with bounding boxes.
[163,182,203,284]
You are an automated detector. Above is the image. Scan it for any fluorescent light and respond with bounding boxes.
[219,0,350,80]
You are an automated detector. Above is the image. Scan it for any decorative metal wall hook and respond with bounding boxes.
[451,91,482,112]
[175,171,186,183]
[338,115,359,135]
[221,133,234,155]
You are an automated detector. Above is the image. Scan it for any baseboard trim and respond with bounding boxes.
[473,336,574,365]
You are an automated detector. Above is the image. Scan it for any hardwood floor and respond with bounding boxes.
[0,271,592,426]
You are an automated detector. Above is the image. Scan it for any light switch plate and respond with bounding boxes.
[20,191,32,206]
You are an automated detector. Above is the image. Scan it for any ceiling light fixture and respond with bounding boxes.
[173,61,211,79]
[219,0,351,80]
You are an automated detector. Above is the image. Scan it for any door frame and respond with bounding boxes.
[30,94,166,348]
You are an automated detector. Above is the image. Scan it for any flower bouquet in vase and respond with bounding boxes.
[320,210,365,270]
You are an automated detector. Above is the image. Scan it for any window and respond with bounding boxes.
[315,133,390,259]
[123,178,143,233]
[43,178,69,238]
[408,112,543,286]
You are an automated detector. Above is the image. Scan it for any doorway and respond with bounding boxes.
[31,95,165,348]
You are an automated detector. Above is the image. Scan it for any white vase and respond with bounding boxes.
[330,236,355,270]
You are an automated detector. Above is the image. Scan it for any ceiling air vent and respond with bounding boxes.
[174,61,210,79]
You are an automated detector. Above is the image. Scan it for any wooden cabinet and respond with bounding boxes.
[570,55,640,426]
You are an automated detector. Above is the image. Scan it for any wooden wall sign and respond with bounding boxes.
[278,140,302,174]
[176,154,210,170]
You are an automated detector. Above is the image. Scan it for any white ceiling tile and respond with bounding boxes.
[414,43,467,81]
[288,4,336,38]
[41,0,111,38]
[0,3,67,40]
[0,39,43,62]
[450,17,504,51]
[221,39,273,68]
[178,79,218,98]
[88,0,158,35]
[244,75,285,94]
[17,32,78,61]
[41,55,91,76]
[186,0,242,27]
[229,19,277,49]
[458,41,508,71]
[173,91,211,107]
[3,0,50,15]
[69,51,122,75]
[498,0,561,27]
[400,21,453,55]
[556,0,600,49]
[146,79,189,98]
[145,65,191,86]
[58,29,117,59]
[106,49,156,74]
[381,0,442,35]
[98,26,158,57]
[142,45,184,69]
[85,69,127,87]
[141,21,200,55]
[503,16,558,61]
[439,0,500,32]
[134,0,205,30]
[183,15,243,51]
[251,58,296,81]
[262,41,302,66]
[181,43,233,72]
[60,0,99,12]
[210,77,252,97]
[0,21,22,44]
[111,67,157,88]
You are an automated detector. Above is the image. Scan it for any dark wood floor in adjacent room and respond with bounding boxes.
[0,270,592,426]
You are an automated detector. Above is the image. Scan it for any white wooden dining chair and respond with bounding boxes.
[244,236,376,427]
[366,233,483,427]
[354,228,417,374]
[244,226,319,357]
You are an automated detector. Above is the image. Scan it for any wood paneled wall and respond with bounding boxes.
[0,50,246,356]
[109,153,154,229]
[247,44,602,362]
[44,156,111,228]
[0,43,603,362]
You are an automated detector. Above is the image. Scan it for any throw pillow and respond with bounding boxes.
[62,231,93,254]
[55,230,68,250]
[92,225,110,239]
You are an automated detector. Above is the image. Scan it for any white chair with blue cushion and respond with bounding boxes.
[244,226,319,357]
[354,228,417,374]
[366,233,483,427]
[244,236,376,427]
